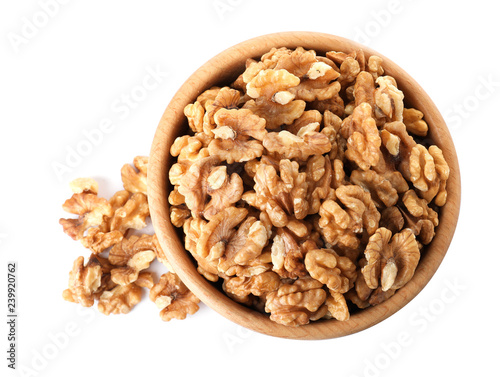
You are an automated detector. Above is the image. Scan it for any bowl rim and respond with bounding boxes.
[148,31,461,340]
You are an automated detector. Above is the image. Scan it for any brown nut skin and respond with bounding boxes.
[265,278,327,327]
[362,227,420,292]
[304,249,357,293]
[149,272,200,321]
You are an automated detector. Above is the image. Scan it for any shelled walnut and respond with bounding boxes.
[168,46,451,327]
[60,160,200,321]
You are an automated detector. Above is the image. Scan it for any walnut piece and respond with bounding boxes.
[97,283,142,315]
[362,228,420,291]
[208,108,267,163]
[305,249,357,293]
[340,102,381,170]
[109,234,157,286]
[62,255,103,307]
[149,272,200,321]
[121,156,148,195]
[60,192,113,241]
[265,278,327,327]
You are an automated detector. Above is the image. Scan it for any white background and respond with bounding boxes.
[1,1,498,376]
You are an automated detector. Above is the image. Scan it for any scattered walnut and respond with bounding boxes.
[60,192,113,241]
[121,156,148,195]
[97,283,142,315]
[109,234,157,286]
[149,272,200,321]
[69,177,98,195]
[110,192,149,233]
[62,255,103,307]
[362,228,420,291]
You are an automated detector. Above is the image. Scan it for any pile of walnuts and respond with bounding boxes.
[168,47,450,326]
[59,158,200,321]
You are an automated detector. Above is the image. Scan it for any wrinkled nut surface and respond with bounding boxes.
[149,272,200,321]
[168,46,451,326]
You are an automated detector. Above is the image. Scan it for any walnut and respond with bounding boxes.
[265,278,327,327]
[350,169,399,208]
[380,206,405,234]
[273,47,318,78]
[362,228,420,291]
[367,55,384,80]
[196,206,248,259]
[374,76,404,122]
[304,249,357,293]
[340,102,381,170]
[223,271,280,297]
[288,63,341,102]
[337,57,361,88]
[409,144,449,206]
[178,156,244,219]
[380,121,417,181]
[108,235,157,286]
[109,192,149,233]
[401,190,439,244]
[284,109,322,135]
[270,228,312,279]
[246,69,300,105]
[240,47,292,84]
[305,154,334,214]
[184,101,205,133]
[347,259,396,309]
[325,291,350,321]
[243,159,308,227]
[121,156,148,195]
[223,249,273,278]
[353,71,376,112]
[80,228,124,254]
[97,283,142,315]
[59,192,113,240]
[318,199,360,250]
[170,134,211,165]
[243,97,306,130]
[149,272,200,321]
[335,184,380,236]
[62,255,103,307]
[170,206,191,228]
[217,216,269,274]
[262,123,331,160]
[68,177,98,194]
[208,108,267,163]
[202,87,241,136]
[403,108,428,137]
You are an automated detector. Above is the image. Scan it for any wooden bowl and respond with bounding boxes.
[148,31,461,340]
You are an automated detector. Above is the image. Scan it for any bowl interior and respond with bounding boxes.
[148,31,461,340]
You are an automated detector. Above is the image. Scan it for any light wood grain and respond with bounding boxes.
[148,31,461,340]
